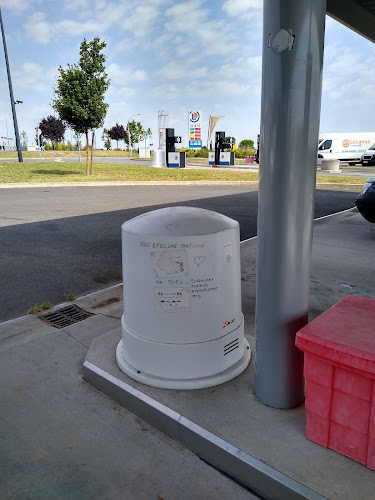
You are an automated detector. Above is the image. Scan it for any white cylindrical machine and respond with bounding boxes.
[152,148,166,168]
[117,206,251,389]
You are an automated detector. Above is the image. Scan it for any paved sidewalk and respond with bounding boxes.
[1,209,374,499]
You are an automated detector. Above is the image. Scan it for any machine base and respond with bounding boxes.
[116,338,251,390]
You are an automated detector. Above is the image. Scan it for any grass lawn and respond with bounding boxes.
[0,150,248,162]
[0,161,366,185]
[0,150,134,159]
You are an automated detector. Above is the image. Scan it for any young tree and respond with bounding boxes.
[39,115,66,150]
[21,131,28,150]
[238,139,254,149]
[108,123,127,149]
[146,127,153,147]
[126,120,146,151]
[101,128,111,150]
[53,37,110,174]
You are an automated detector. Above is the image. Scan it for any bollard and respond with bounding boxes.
[321,159,341,173]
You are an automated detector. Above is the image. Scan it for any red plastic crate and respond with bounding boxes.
[296,296,375,470]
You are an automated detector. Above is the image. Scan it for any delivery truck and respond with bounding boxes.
[318,133,375,165]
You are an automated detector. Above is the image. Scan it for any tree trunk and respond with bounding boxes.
[90,131,94,175]
[85,131,89,175]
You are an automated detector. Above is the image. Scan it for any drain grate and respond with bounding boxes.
[41,304,94,329]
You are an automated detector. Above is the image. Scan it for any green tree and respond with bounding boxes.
[53,37,110,174]
[146,127,153,147]
[238,139,254,149]
[126,120,146,151]
[101,127,111,150]
[21,131,28,150]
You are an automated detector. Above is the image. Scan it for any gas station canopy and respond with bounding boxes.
[327,0,375,43]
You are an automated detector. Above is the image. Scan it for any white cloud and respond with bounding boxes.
[222,0,262,18]
[64,0,89,9]
[154,54,261,101]
[1,0,31,14]
[24,2,129,44]
[322,44,375,102]
[24,13,52,44]
[121,3,160,38]
[158,61,208,80]
[12,62,57,93]
[161,0,238,58]
[107,63,148,84]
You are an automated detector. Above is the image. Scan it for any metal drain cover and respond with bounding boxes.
[41,304,94,329]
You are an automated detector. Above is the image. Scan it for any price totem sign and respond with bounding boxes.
[188,110,202,149]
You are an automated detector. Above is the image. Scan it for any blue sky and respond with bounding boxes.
[0,0,375,149]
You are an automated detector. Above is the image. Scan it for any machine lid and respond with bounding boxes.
[122,206,238,236]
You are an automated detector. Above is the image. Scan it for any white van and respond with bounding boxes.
[318,133,375,165]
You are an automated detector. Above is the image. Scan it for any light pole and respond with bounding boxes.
[5,116,8,145]
[35,126,41,158]
[0,7,23,162]
[126,113,140,159]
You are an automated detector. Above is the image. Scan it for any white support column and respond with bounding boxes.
[255,0,327,409]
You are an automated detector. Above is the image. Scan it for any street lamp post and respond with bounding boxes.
[0,7,23,162]
[5,116,9,145]
[35,127,41,158]
[126,113,140,159]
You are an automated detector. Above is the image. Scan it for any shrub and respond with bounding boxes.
[234,148,256,159]
[176,147,209,158]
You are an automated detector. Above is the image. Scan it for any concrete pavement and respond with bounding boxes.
[1,208,374,498]
[0,286,257,499]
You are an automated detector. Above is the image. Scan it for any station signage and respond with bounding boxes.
[188,110,202,149]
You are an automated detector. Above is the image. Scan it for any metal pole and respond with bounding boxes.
[128,125,133,158]
[0,7,23,162]
[128,121,131,159]
[5,117,9,145]
[255,0,326,409]
[36,128,41,158]
[207,115,211,150]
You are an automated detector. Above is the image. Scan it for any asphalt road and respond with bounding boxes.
[0,185,358,322]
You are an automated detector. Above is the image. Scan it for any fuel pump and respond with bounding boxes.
[209,131,235,166]
[166,128,185,168]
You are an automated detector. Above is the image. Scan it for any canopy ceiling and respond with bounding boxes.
[327,0,375,43]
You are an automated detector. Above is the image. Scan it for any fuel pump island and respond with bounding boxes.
[209,131,235,167]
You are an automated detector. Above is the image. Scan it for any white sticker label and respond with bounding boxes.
[153,287,191,312]
[151,250,188,278]
[224,241,233,264]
